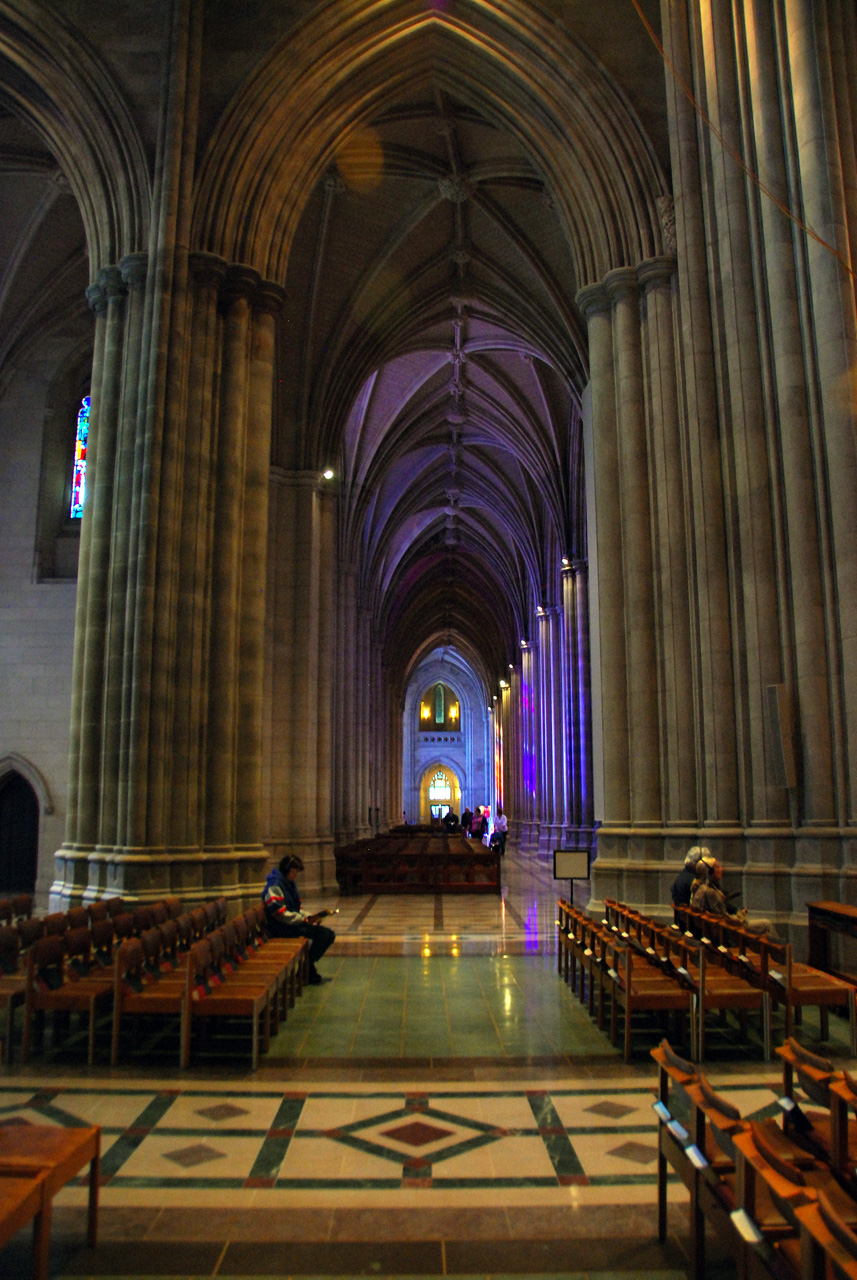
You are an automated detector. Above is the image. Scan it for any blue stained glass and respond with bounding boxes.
[70,395,90,518]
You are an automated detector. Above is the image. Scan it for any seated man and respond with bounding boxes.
[670,845,705,908]
[262,854,336,984]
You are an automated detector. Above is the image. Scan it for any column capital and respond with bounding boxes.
[221,263,261,307]
[96,265,125,300]
[636,255,676,290]
[119,252,148,291]
[254,280,286,316]
[85,281,107,315]
[603,266,639,303]
[575,281,610,319]
[188,251,228,289]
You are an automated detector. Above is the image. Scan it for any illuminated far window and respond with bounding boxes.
[69,395,90,518]
[428,770,451,801]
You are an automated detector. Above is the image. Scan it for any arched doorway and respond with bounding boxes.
[420,764,460,825]
[0,771,39,893]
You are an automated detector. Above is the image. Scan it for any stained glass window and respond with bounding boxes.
[69,395,90,518]
[435,683,444,724]
[428,770,451,801]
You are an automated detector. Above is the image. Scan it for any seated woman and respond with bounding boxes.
[690,853,776,937]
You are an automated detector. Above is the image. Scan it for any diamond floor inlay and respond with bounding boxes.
[381,1119,456,1146]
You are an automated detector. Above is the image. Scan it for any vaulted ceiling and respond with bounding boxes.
[277,89,590,692]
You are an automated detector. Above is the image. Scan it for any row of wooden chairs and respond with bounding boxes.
[603,898,774,1060]
[0,895,33,925]
[673,900,857,1056]
[5,896,306,1070]
[557,899,695,1062]
[654,1036,857,1279]
[111,903,308,1070]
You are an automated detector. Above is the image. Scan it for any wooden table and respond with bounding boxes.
[0,1124,100,1250]
[0,1171,50,1280]
[807,900,857,983]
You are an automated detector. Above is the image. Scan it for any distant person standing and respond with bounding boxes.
[461,807,473,838]
[494,808,508,855]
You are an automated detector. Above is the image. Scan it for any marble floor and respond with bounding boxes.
[2,844,854,1279]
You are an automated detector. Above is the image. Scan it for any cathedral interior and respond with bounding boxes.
[1,0,857,1276]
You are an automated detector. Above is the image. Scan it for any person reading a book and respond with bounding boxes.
[262,854,336,984]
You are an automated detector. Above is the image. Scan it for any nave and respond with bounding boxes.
[3,844,856,1280]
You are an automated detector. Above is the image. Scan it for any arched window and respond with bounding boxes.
[69,395,90,518]
[419,682,461,732]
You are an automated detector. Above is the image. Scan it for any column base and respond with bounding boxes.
[587,825,857,949]
[263,836,337,896]
[50,845,269,913]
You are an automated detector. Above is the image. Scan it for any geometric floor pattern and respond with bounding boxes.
[0,1073,784,1202]
[3,844,855,1277]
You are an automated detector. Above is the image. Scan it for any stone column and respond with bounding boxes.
[101,254,148,856]
[604,266,661,826]
[235,282,285,866]
[638,256,696,825]
[315,484,336,853]
[73,267,127,857]
[538,607,565,854]
[204,267,257,854]
[660,0,739,827]
[574,561,594,835]
[743,1,836,835]
[519,639,538,849]
[576,284,630,824]
[65,280,108,865]
[699,0,787,832]
[784,0,857,825]
[266,471,333,891]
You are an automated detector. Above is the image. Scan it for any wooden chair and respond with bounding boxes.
[22,935,113,1065]
[103,897,126,918]
[188,937,271,1070]
[11,894,33,922]
[0,900,12,927]
[111,938,191,1068]
[0,1124,100,1254]
[604,935,693,1062]
[87,902,110,925]
[0,1171,51,1280]
[666,931,772,1061]
[41,913,67,938]
[17,917,44,952]
[65,907,88,931]
[794,1190,857,1279]
[0,925,25,1064]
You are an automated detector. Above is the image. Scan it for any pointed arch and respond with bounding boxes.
[194,0,667,285]
[0,753,54,815]
[0,0,150,267]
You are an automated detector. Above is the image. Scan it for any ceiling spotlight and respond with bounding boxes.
[322,468,334,480]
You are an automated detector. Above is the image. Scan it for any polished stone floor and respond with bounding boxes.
[2,843,854,1278]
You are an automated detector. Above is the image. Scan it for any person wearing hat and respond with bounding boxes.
[262,854,336,984]
[670,845,706,909]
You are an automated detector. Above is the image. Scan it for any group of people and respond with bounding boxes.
[454,805,508,854]
[670,845,776,937]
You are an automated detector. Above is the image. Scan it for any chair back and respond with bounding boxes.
[90,918,115,965]
[104,897,126,917]
[43,912,68,937]
[11,894,33,921]
[0,900,12,926]
[113,912,135,941]
[18,917,45,950]
[0,924,21,974]
[28,934,68,991]
[66,926,94,974]
[157,919,179,968]
[88,902,110,925]
[66,907,89,931]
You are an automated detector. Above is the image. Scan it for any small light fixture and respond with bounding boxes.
[421,704,430,720]
[499,679,508,689]
[508,663,513,670]
[562,556,570,566]
[322,468,334,480]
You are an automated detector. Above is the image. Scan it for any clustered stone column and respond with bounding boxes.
[54,256,285,907]
[572,0,857,914]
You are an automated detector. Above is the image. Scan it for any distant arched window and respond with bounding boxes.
[418,682,461,732]
[69,395,90,518]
